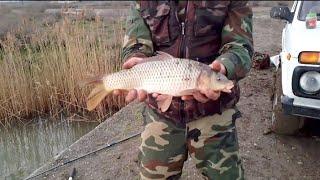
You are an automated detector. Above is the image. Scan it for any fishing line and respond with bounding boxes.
[25,131,141,180]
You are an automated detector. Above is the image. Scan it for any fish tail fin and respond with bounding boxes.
[86,83,112,111]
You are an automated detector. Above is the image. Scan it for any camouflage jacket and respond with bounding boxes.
[121,1,253,123]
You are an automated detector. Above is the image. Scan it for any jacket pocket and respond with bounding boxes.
[194,1,229,37]
[141,3,171,46]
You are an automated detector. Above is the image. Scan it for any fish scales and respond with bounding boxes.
[103,59,204,96]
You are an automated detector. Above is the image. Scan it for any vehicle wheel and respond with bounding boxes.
[271,68,304,135]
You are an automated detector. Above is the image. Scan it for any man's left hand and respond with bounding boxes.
[181,60,227,103]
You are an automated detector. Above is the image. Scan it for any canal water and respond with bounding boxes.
[0,117,99,179]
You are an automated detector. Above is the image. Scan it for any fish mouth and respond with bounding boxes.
[221,82,234,93]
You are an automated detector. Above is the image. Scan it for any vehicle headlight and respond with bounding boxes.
[299,71,320,94]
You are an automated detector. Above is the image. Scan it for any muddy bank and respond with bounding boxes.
[27,102,145,180]
[27,6,320,180]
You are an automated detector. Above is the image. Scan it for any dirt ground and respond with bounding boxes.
[27,5,320,180]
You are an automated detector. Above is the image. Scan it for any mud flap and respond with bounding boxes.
[270,55,280,70]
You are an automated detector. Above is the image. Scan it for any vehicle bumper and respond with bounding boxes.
[281,95,320,119]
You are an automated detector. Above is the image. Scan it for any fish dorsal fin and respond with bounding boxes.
[156,51,174,60]
[142,51,174,62]
[156,95,173,112]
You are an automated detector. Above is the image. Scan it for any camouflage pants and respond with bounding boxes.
[139,106,244,180]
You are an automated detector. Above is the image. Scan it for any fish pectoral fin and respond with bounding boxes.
[179,89,198,96]
[156,95,173,112]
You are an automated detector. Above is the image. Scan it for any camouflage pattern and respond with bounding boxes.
[139,105,243,179]
[122,1,253,81]
[216,1,254,81]
[121,2,154,61]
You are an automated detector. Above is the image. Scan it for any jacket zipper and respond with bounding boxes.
[180,21,186,126]
[178,2,189,126]
[180,22,186,57]
[179,1,188,58]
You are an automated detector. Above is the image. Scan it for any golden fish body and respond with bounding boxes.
[85,53,233,111]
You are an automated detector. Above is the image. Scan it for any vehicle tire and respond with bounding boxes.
[271,68,304,135]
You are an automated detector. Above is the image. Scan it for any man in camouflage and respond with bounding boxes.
[114,1,253,179]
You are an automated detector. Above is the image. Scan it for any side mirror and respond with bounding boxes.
[270,6,293,23]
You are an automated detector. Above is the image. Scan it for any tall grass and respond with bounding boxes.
[0,17,127,124]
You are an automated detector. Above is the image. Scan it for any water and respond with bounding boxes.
[0,117,99,180]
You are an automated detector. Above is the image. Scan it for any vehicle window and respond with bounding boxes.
[291,1,297,13]
[298,1,320,21]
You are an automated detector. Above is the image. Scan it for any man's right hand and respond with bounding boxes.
[113,57,148,103]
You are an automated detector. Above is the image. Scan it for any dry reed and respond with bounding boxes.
[0,17,127,124]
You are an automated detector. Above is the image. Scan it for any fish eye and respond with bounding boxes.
[217,77,221,81]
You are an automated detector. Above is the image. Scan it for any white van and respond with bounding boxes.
[270,1,320,134]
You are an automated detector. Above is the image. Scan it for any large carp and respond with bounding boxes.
[84,52,234,112]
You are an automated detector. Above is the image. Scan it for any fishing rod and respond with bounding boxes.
[25,131,141,180]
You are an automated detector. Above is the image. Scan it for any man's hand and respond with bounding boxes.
[181,60,227,103]
[122,57,146,69]
[113,57,148,103]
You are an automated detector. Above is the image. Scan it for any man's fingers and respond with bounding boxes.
[210,60,226,75]
[113,88,148,102]
[193,92,210,103]
[125,89,137,102]
[137,89,148,102]
[113,89,128,96]
[122,57,144,69]
[205,90,221,101]
[113,89,122,96]
[156,94,169,101]
[122,59,138,69]
[152,93,159,98]
[181,95,194,101]
[210,61,221,72]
